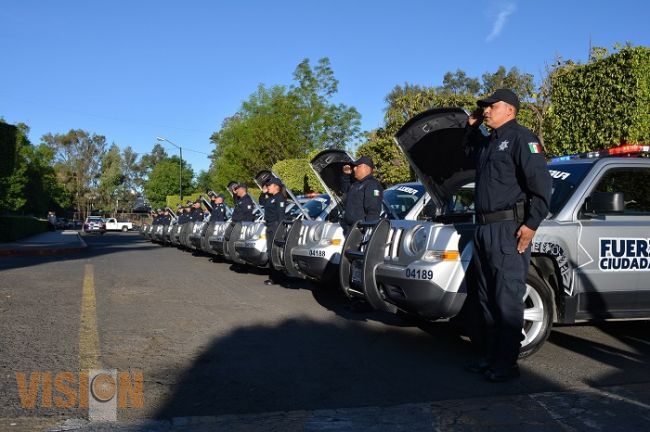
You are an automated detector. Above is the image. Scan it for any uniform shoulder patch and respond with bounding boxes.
[528,142,543,154]
[373,189,380,197]
[280,202,284,207]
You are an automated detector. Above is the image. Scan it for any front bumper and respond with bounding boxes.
[234,239,268,267]
[374,261,466,319]
[291,245,342,280]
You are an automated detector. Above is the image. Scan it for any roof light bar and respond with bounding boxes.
[550,143,649,163]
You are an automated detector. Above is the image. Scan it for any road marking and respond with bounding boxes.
[79,264,101,370]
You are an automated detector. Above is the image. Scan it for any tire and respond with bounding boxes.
[121,226,128,232]
[519,270,554,358]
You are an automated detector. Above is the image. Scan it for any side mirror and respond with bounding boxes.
[584,192,624,214]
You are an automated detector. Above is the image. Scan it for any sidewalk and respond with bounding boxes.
[37,382,650,432]
[0,230,87,257]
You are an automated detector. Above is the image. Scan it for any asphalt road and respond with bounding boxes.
[1,232,649,428]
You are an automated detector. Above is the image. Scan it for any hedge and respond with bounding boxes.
[0,216,49,242]
[546,46,650,155]
[271,158,323,195]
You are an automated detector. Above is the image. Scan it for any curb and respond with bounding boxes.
[0,233,88,257]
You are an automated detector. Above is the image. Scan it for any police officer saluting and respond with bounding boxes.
[262,177,286,286]
[208,191,227,222]
[188,199,204,222]
[231,183,256,222]
[340,156,383,235]
[258,184,270,210]
[464,89,552,382]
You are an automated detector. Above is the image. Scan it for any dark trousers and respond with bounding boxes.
[471,220,531,371]
[266,222,280,281]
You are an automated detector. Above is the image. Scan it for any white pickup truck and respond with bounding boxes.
[104,218,133,232]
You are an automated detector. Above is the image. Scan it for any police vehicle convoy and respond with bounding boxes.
[339,107,650,357]
[234,170,328,268]
[140,115,649,357]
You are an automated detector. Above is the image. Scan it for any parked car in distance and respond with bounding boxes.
[83,216,106,235]
[104,218,133,232]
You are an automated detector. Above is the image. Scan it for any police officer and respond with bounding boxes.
[262,177,287,285]
[464,89,552,382]
[258,184,270,210]
[161,208,172,225]
[231,183,256,222]
[188,199,204,222]
[340,156,384,235]
[208,191,227,222]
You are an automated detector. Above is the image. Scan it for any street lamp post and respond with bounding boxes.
[156,136,183,201]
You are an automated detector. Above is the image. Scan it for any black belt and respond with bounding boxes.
[476,209,516,224]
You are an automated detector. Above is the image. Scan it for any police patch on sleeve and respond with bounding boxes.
[247,205,251,209]
[373,189,380,197]
[600,238,650,271]
[280,202,284,208]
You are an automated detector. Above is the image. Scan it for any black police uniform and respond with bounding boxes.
[341,174,383,234]
[231,194,255,222]
[210,203,227,222]
[466,118,552,375]
[177,211,188,225]
[264,192,286,258]
[161,214,171,225]
[188,206,204,222]
[258,192,270,210]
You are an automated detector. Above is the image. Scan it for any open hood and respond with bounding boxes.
[394,107,477,210]
[254,170,273,190]
[310,149,354,204]
[254,169,312,220]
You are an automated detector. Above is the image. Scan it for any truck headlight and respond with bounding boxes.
[309,224,324,242]
[406,225,427,255]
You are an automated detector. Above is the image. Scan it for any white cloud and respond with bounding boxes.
[486,2,517,42]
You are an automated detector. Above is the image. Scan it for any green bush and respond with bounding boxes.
[546,46,650,155]
[272,159,323,194]
[0,216,49,242]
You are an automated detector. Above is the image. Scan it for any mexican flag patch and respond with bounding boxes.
[528,142,543,154]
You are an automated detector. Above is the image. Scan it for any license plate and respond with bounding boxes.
[309,249,326,258]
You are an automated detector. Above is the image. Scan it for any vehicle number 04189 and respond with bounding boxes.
[405,268,433,280]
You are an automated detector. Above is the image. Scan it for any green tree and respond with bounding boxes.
[42,129,107,218]
[209,57,360,195]
[358,84,477,184]
[143,156,195,209]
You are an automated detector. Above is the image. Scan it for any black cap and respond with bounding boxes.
[265,177,283,187]
[234,182,247,190]
[477,88,520,111]
[215,193,224,199]
[227,181,238,191]
[185,200,193,206]
[207,190,217,198]
[350,155,375,169]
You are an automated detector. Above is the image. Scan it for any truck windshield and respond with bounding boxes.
[383,184,425,219]
[548,163,592,214]
[287,195,331,219]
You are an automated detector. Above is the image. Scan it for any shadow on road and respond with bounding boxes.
[153,316,563,420]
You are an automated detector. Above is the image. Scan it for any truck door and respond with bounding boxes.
[576,165,650,319]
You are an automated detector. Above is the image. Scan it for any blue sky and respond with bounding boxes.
[1,0,649,174]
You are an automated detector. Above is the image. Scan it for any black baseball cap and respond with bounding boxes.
[234,182,247,190]
[265,177,283,187]
[477,88,520,111]
[350,155,375,169]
